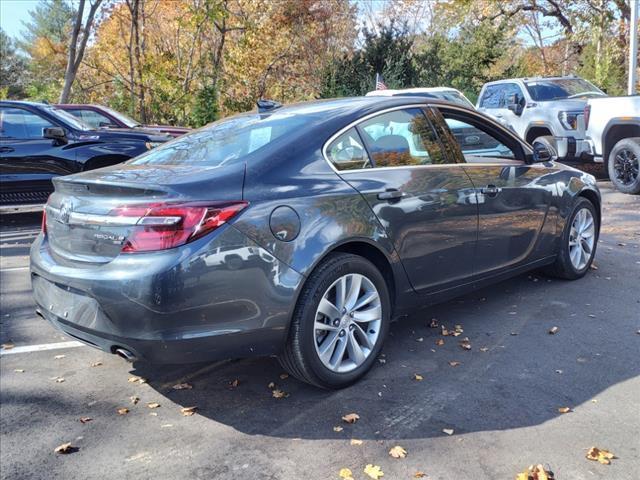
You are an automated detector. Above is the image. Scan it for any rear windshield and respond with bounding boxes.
[130,112,311,167]
[524,79,604,101]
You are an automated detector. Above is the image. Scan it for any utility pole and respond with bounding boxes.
[630,0,638,94]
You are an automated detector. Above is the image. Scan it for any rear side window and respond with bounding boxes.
[131,112,313,167]
[479,85,503,109]
[358,108,446,167]
[74,109,116,128]
[0,107,53,139]
[326,127,371,170]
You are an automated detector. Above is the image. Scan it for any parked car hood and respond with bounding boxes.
[79,128,172,143]
[536,98,591,111]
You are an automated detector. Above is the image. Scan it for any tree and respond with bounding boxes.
[0,29,29,99]
[59,0,104,103]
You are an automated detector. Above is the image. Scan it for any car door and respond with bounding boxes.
[496,83,527,134]
[430,105,557,276]
[325,107,478,293]
[0,107,77,204]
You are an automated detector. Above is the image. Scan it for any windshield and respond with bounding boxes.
[524,79,605,101]
[46,107,93,131]
[130,111,312,167]
[429,91,474,108]
[101,106,140,128]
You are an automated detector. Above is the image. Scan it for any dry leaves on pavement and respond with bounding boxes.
[413,374,423,381]
[414,473,426,478]
[442,428,454,435]
[272,389,289,399]
[130,395,140,405]
[147,402,160,409]
[229,379,240,389]
[128,376,146,384]
[459,338,471,350]
[339,468,354,480]
[279,373,289,379]
[448,361,461,367]
[429,318,438,328]
[55,377,65,383]
[79,417,92,424]
[557,407,571,414]
[54,354,65,360]
[54,443,74,454]
[1,342,15,350]
[586,447,616,464]
[548,327,559,335]
[435,339,444,346]
[90,361,102,367]
[333,426,343,432]
[364,464,384,479]
[172,383,193,390]
[181,406,197,416]
[117,408,130,415]
[350,439,363,446]
[515,464,555,480]
[14,369,24,373]
[342,413,360,424]
[389,445,407,458]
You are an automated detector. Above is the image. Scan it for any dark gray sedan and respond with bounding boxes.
[30,96,600,389]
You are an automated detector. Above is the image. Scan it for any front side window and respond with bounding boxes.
[498,83,525,107]
[72,109,116,129]
[326,128,371,171]
[479,85,503,109]
[358,108,446,167]
[0,107,53,139]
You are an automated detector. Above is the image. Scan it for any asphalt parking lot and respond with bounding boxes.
[1,181,638,480]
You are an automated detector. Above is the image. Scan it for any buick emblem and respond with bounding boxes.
[59,201,72,224]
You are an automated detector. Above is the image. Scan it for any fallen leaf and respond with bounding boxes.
[414,473,427,479]
[378,358,386,364]
[342,413,360,424]
[14,369,25,373]
[172,383,193,390]
[130,395,140,405]
[510,332,518,336]
[586,447,616,464]
[441,326,450,336]
[279,373,289,380]
[590,264,598,270]
[429,318,438,328]
[229,379,239,388]
[416,337,424,342]
[333,426,343,432]
[161,424,173,428]
[54,443,74,454]
[147,402,160,409]
[339,468,354,480]
[117,408,129,415]
[128,376,146,384]
[55,377,65,383]
[90,361,103,367]
[389,445,407,458]
[413,373,423,381]
[558,407,571,414]
[1,342,15,350]
[149,412,158,416]
[79,417,92,424]
[515,464,555,480]
[479,347,489,352]
[555,369,563,374]
[267,381,276,389]
[364,464,384,479]
[181,406,197,416]
[350,439,363,445]
[448,361,461,367]
[435,339,444,346]
[442,428,454,435]
[272,389,289,399]
[54,354,65,360]
[548,326,559,335]
[588,314,596,318]
[459,338,471,350]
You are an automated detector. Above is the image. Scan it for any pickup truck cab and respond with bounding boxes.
[585,96,640,194]
[477,76,606,162]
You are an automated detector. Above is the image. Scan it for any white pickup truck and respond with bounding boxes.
[584,96,640,194]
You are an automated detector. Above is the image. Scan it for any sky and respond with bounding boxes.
[1,0,42,40]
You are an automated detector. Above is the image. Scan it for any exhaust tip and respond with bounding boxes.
[114,347,137,363]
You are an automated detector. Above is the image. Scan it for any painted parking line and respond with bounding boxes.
[0,341,85,356]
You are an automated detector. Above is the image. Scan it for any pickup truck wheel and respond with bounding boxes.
[608,137,640,194]
[279,253,390,389]
[532,136,558,159]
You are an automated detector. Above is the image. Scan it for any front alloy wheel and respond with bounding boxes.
[568,207,595,271]
[314,273,381,373]
[608,138,640,195]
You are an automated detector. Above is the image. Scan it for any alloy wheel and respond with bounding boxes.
[613,148,639,186]
[568,207,595,271]
[313,273,381,373]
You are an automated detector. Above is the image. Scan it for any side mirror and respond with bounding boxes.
[43,127,67,144]
[533,143,555,163]
[507,102,524,116]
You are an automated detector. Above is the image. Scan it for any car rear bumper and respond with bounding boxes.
[29,225,304,364]
[555,136,593,162]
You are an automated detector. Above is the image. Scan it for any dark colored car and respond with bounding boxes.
[30,97,601,389]
[0,100,171,210]
[56,104,191,137]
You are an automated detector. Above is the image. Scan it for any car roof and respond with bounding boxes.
[0,100,50,108]
[365,87,462,97]
[483,76,582,86]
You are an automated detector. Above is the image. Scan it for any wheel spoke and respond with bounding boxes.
[351,290,377,311]
[334,276,347,311]
[347,331,366,365]
[318,297,340,321]
[352,304,381,323]
[318,331,339,363]
[570,244,581,266]
[344,274,362,310]
[315,318,338,331]
[329,336,348,369]
[353,322,374,350]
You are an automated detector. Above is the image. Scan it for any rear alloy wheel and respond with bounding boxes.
[279,253,390,389]
[545,197,598,280]
[608,137,640,194]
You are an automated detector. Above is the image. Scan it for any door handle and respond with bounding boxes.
[377,189,405,201]
[0,146,14,153]
[480,185,502,196]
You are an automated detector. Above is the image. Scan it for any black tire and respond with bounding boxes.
[545,197,599,280]
[532,135,558,159]
[279,252,390,389]
[607,137,640,195]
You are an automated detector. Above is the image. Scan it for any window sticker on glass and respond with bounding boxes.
[249,127,272,151]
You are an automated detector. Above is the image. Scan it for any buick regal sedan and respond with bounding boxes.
[30,96,601,389]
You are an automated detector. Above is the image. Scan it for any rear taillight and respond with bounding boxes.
[584,104,591,130]
[111,202,248,253]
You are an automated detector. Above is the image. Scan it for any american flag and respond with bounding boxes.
[375,73,387,90]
